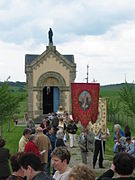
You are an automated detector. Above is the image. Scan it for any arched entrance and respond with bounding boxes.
[36,71,67,116]
[43,86,60,114]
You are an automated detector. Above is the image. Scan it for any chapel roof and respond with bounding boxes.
[25,54,74,65]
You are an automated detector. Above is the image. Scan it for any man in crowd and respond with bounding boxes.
[20,152,53,180]
[46,126,56,175]
[36,127,52,172]
[67,117,78,148]
[93,128,110,169]
[18,128,31,152]
[52,146,71,180]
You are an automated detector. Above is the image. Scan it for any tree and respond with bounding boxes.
[107,97,120,115]
[119,82,135,117]
[107,97,120,131]
[0,82,23,136]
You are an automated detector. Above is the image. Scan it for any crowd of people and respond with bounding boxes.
[113,124,135,156]
[0,110,135,180]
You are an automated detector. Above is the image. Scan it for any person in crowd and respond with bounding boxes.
[57,106,64,116]
[113,124,125,143]
[46,126,56,175]
[65,113,71,125]
[113,136,127,154]
[19,152,54,180]
[8,152,26,180]
[67,117,78,148]
[18,128,31,152]
[56,117,66,140]
[62,111,67,123]
[40,117,51,134]
[56,138,66,147]
[48,113,53,121]
[46,119,51,129]
[36,127,52,172]
[97,152,135,180]
[52,146,71,180]
[24,134,41,158]
[64,112,71,141]
[93,128,110,169]
[78,127,88,164]
[124,124,131,138]
[126,136,135,157]
[40,118,47,129]
[68,163,96,180]
[24,112,28,123]
[86,128,95,167]
[26,119,35,134]
[0,138,11,180]
[51,113,59,134]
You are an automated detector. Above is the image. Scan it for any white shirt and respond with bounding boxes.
[53,168,71,180]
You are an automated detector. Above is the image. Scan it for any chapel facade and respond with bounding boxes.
[25,35,76,120]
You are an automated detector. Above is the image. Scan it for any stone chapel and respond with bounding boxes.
[25,31,76,120]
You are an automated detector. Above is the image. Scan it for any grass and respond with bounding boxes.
[3,120,25,155]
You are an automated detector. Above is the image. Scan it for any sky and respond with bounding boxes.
[0,0,135,85]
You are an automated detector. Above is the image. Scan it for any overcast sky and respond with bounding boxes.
[0,0,135,85]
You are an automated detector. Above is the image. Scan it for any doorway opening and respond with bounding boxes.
[43,86,59,114]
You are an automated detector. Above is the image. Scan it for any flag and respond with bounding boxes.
[71,83,100,127]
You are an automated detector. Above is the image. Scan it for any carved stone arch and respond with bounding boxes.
[36,71,67,115]
[37,71,66,88]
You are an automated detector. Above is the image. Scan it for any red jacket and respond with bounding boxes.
[24,141,41,158]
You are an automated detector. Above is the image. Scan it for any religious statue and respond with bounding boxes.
[48,28,53,44]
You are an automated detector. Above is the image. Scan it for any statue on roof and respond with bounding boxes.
[48,28,53,44]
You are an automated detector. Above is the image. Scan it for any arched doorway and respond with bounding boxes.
[43,86,60,114]
[36,71,68,117]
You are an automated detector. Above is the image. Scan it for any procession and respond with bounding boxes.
[0,17,135,180]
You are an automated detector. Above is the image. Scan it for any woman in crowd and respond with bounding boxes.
[113,124,125,143]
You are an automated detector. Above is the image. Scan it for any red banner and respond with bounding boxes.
[71,83,100,127]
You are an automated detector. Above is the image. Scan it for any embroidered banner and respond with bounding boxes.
[71,83,100,127]
[88,98,107,135]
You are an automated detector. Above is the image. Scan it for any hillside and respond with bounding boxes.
[0,81,135,96]
[0,81,26,91]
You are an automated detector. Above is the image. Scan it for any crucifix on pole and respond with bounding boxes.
[85,64,89,83]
